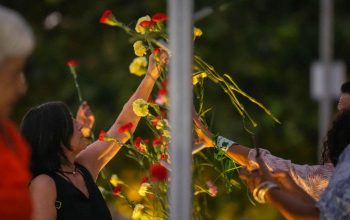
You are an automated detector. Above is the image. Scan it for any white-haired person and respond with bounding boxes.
[0,5,35,219]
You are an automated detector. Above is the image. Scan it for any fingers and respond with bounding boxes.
[238,167,252,182]
[256,155,270,175]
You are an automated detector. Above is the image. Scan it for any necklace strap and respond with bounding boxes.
[58,166,78,175]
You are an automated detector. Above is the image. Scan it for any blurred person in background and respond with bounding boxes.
[0,4,35,219]
[239,109,350,220]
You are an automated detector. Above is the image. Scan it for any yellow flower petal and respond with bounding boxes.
[129,57,148,76]
[133,41,147,57]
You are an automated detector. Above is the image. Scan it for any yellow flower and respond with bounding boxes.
[132,204,144,219]
[162,130,171,139]
[192,72,208,85]
[129,57,148,76]
[193,27,203,38]
[138,182,151,197]
[135,15,151,34]
[110,174,124,187]
[132,99,149,117]
[156,119,169,130]
[133,41,147,57]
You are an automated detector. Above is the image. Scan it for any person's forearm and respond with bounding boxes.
[108,74,156,141]
[225,144,251,166]
[266,188,319,220]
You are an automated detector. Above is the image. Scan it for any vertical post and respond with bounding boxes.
[167,0,193,219]
[318,0,333,160]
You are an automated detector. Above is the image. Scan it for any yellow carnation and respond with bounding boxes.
[132,99,149,117]
[129,57,148,76]
[133,41,147,57]
[135,15,151,34]
[193,27,203,38]
[110,174,124,187]
[192,72,208,85]
[132,204,145,219]
[138,182,151,197]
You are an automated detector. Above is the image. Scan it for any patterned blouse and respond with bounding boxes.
[316,144,350,219]
[247,148,334,201]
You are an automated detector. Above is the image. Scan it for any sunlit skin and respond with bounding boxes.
[337,93,350,111]
[0,56,27,119]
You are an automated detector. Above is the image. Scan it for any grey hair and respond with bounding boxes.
[0,5,35,63]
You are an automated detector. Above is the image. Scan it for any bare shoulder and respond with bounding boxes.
[30,174,56,195]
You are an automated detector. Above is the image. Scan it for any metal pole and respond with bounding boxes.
[168,0,193,219]
[318,0,333,160]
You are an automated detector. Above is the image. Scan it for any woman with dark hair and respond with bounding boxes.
[239,109,350,220]
[22,53,167,220]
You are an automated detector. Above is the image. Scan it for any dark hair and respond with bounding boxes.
[322,109,350,166]
[341,81,350,94]
[20,101,74,177]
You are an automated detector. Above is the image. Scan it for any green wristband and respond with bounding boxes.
[215,135,237,152]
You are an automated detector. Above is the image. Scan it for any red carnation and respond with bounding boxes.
[151,117,159,127]
[152,137,162,146]
[118,122,133,134]
[98,130,106,141]
[67,59,78,68]
[140,20,155,28]
[141,176,149,183]
[100,10,113,24]
[112,184,122,196]
[150,163,168,182]
[160,154,168,161]
[134,136,142,148]
[152,13,167,22]
[153,48,160,56]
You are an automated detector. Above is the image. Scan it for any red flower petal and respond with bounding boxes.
[153,48,160,56]
[160,154,168,161]
[140,20,155,28]
[112,185,122,195]
[118,122,133,134]
[152,137,162,146]
[134,137,142,148]
[150,163,168,182]
[67,59,79,67]
[141,176,149,183]
[98,130,106,141]
[100,10,113,24]
[151,118,159,126]
[152,13,168,22]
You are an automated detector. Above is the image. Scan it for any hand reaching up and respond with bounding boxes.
[76,101,95,138]
[147,50,168,80]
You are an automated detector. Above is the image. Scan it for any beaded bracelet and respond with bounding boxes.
[253,181,280,204]
[215,135,238,152]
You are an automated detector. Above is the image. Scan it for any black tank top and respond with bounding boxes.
[47,164,112,220]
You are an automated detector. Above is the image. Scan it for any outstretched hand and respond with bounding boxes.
[147,50,168,80]
[239,156,276,192]
[192,110,215,147]
[192,109,215,154]
[76,101,95,138]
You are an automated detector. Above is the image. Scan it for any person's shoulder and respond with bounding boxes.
[30,174,56,192]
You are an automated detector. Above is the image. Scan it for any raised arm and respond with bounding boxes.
[76,52,168,180]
